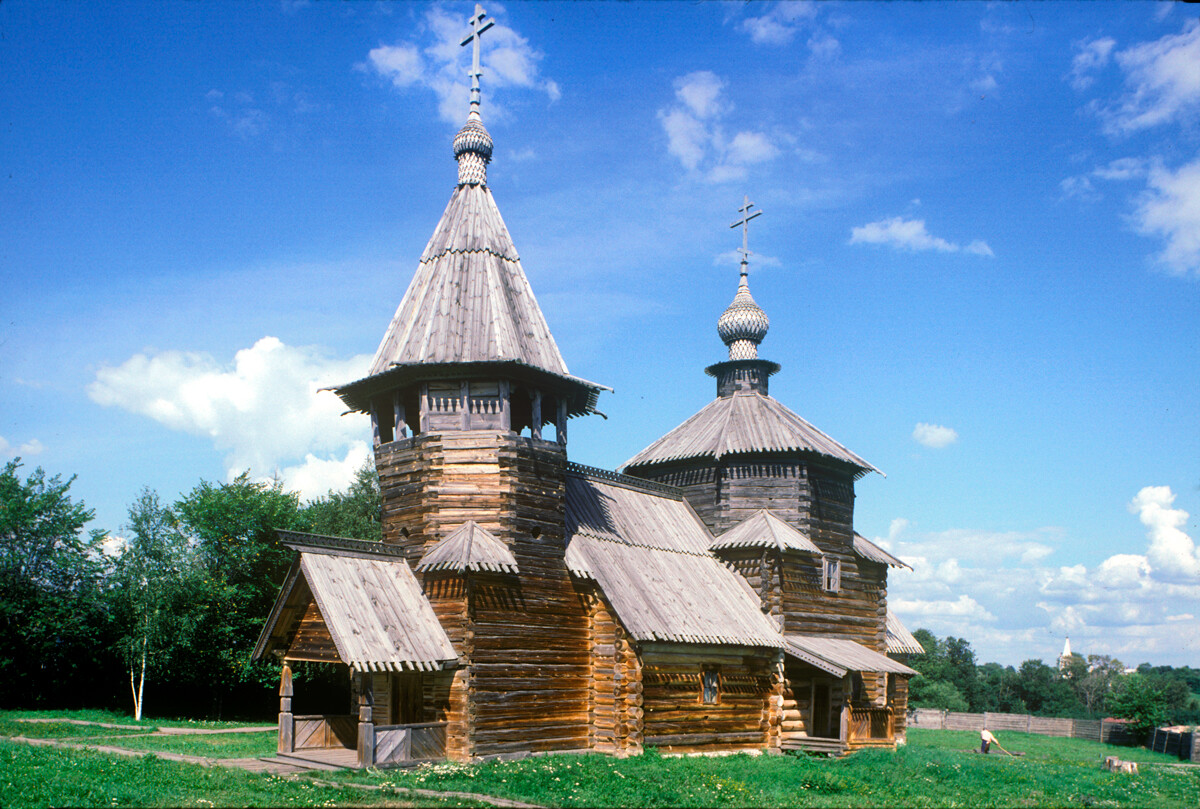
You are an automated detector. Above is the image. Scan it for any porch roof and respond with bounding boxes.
[253,532,459,672]
[783,634,917,679]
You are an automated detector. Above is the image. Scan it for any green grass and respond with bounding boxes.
[109,731,277,760]
[3,712,1198,808]
[0,738,470,808]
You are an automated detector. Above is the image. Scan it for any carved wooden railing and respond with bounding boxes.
[292,714,357,751]
[373,722,448,766]
[848,707,893,744]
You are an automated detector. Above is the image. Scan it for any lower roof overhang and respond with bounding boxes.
[783,634,918,679]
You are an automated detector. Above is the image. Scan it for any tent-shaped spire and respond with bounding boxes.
[336,5,605,418]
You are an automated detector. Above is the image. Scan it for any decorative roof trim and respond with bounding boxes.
[566,462,685,500]
[276,530,407,561]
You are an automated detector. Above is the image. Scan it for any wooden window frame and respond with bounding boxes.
[822,557,841,593]
[701,668,721,705]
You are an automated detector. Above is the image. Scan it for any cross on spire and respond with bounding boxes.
[461,4,495,112]
[730,195,763,275]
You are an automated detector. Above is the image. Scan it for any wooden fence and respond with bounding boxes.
[907,710,1196,756]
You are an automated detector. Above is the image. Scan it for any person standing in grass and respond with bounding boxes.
[981,728,998,754]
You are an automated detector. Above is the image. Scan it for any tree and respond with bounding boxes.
[174,473,303,717]
[0,459,111,707]
[108,489,199,720]
[976,662,1028,714]
[1107,673,1169,740]
[1071,655,1123,718]
[909,676,970,711]
[300,461,381,541]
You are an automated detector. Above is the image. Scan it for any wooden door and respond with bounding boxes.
[812,683,832,737]
[391,673,423,725]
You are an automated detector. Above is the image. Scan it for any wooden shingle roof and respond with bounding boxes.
[711,509,821,555]
[783,635,917,678]
[886,612,924,655]
[415,520,519,574]
[253,532,458,672]
[369,183,570,377]
[564,467,783,648]
[852,533,910,569]
[622,391,881,477]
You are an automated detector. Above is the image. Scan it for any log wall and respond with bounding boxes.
[582,587,644,756]
[379,430,590,761]
[639,644,778,754]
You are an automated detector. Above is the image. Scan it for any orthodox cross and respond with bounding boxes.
[730,195,763,270]
[461,4,495,110]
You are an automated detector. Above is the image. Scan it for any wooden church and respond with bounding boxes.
[254,5,916,768]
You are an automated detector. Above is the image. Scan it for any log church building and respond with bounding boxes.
[254,5,918,768]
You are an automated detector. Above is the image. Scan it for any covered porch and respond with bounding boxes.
[779,635,915,755]
[253,533,461,769]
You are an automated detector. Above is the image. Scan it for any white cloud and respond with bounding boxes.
[887,486,1200,666]
[366,6,559,125]
[1132,157,1200,277]
[740,1,818,46]
[1102,20,1200,134]
[1068,36,1116,91]
[1129,485,1200,580]
[912,422,959,449]
[0,436,45,457]
[849,216,994,257]
[658,72,781,183]
[88,337,372,501]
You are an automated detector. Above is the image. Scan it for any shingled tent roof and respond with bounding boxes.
[564,465,782,648]
[711,509,821,555]
[415,520,519,575]
[335,108,606,416]
[622,390,880,478]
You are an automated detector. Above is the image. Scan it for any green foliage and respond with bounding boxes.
[909,676,970,711]
[299,461,382,542]
[173,473,305,713]
[109,488,202,719]
[0,459,112,708]
[1107,674,1171,739]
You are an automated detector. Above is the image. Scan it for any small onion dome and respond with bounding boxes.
[717,271,769,360]
[453,111,493,186]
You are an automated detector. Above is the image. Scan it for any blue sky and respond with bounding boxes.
[2,1,1198,667]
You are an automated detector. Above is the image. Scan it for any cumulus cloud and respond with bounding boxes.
[740,1,818,46]
[0,436,45,457]
[658,71,781,183]
[1101,19,1200,134]
[1133,157,1200,277]
[1068,36,1116,91]
[365,6,559,125]
[849,216,994,257]
[887,486,1200,666]
[912,423,958,449]
[88,337,373,501]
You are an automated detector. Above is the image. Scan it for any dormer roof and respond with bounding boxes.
[415,520,519,575]
[711,509,821,555]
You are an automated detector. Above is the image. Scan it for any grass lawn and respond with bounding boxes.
[2,712,1198,808]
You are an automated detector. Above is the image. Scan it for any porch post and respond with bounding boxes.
[278,661,294,754]
[357,670,376,768]
[839,702,850,746]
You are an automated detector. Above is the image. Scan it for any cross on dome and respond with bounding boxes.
[461,4,495,112]
[718,195,769,361]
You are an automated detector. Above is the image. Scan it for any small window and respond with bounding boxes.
[701,669,720,704]
[823,558,841,593]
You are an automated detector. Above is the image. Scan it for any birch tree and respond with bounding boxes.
[111,488,194,720]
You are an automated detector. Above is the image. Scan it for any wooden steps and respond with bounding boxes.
[781,736,847,757]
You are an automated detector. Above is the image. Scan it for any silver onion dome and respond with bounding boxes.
[717,270,769,360]
[454,111,493,186]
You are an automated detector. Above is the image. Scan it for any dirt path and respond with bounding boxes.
[7,733,544,808]
[16,717,275,735]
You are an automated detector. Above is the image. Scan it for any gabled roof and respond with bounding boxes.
[369,183,570,377]
[415,520,519,574]
[783,634,917,678]
[886,612,924,655]
[253,532,458,672]
[622,391,880,478]
[564,466,782,648]
[852,533,910,569]
[711,509,821,555]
